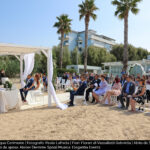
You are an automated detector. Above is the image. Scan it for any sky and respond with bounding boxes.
[0,0,150,50]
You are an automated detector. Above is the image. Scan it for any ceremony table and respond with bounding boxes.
[0,88,22,113]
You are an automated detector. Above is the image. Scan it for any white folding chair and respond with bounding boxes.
[56,78,61,90]
[34,91,45,105]
[61,79,66,89]
[65,80,71,89]
[74,88,88,106]
[110,95,118,105]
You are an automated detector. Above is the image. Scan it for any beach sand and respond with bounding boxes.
[1,103,150,140]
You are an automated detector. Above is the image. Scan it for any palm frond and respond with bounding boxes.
[53,14,72,34]
[111,0,142,19]
[78,0,98,21]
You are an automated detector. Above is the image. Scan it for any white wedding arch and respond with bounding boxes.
[127,63,146,76]
[0,43,67,110]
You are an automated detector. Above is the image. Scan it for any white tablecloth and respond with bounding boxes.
[0,89,22,113]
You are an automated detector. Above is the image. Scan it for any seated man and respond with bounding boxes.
[68,74,87,107]
[85,74,101,103]
[120,73,127,87]
[20,74,35,102]
[118,75,135,110]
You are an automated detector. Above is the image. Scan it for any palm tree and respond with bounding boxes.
[53,14,72,69]
[112,0,142,72]
[79,0,98,72]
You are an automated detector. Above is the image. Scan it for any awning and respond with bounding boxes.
[0,43,49,55]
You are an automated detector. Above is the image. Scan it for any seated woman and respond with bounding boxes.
[130,79,146,112]
[33,74,40,90]
[101,77,122,105]
[92,75,108,104]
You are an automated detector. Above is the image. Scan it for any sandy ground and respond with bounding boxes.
[1,102,150,140]
[1,78,150,140]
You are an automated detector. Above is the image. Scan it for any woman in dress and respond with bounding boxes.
[33,74,40,90]
[92,75,108,103]
[130,79,146,112]
[101,77,122,105]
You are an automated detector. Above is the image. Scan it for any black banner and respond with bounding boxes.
[0,140,149,149]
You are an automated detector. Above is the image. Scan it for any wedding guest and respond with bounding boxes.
[135,76,141,86]
[20,74,35,102]
[92,75,108,104]
[0,69,5,78]
[85,74,101,102]
[142,75,146,85]
[68,74,87,107]
[101,77,122,105]
[89,73,94,81]
[147,76,150,85]
[42,73,48,91]
[118,75,135,110]
[130,79,146,112]
[120,73,126,87]
[0,69,6,85]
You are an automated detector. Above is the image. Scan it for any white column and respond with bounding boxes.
[47,49,52,107]
[20,54,24,88]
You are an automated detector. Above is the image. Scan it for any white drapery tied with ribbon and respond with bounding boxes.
[48,49,68,110]
[21,53,35,87]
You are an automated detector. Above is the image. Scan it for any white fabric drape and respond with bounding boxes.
[0,89,22,113]
[21,53,35,87]
[49,49,68,110]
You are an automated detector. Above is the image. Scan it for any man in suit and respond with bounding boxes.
[68,74,87,107]
[85,74,101,102]
[120,73,127,87]
[20,74,35,102]
[119,75,135,110]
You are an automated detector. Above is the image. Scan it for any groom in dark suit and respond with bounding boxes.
[119,75,135,110]
[68,74,87,107]
[20,74,35,102]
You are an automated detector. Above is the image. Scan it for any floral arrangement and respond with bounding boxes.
[4,81,12,90]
